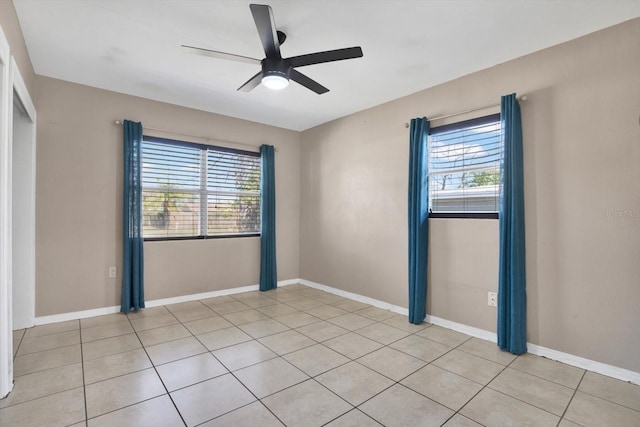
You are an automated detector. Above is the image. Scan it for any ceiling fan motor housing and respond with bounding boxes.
[262,57,291,80]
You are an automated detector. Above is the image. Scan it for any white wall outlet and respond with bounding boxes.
[488,291,497,307]
[109,267,117,278]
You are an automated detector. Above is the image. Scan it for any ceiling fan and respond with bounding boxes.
[182,3,363,94]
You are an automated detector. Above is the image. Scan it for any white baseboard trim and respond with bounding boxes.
[424,315,640,385]
[526,343,640,385]
[34,305,120,326]
[144,284,260,308]
[31,277,639,385]
[275,279,300,287]
[34,279,299,326]
[144,279,299,308]
[13,319,36,331]
[425,314,498,343]
[298,279,409,316]
[300,278,640,385]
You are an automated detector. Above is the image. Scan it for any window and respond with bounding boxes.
[428,114,501,218]
[141,136,260,239]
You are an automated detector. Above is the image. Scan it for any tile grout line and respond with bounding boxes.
[481,357,586,422]
[11,329,26,360]
[557,370,587,426]
[0,327,85,413]
[284,310,434,424]
[391,338,485,407]
[75,317,165,419]
[312,319,455,425]
[13,330,80,360]
[184,305,290,426]
[576,389,640,414]
[79,319,90,425]
[125,308,188,427]
[503,358,586,390]
[225,369,290,426]
[14,340,80,355]
[454,350,580,425]
[194,289,370,425]
[431,335,505,425]
[417,334,488,417]
[11,345,82,379]
[184,292,307,425]
[224,291,439,425]
[400,331,596,419]
[224,287,343,425]
[81,306,194,419]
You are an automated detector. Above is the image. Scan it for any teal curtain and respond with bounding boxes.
[260,145,277,291]
[498,94,527,354]
[408,117,429,324]
[121,120,145,313]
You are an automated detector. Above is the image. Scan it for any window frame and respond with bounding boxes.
[428,113,501,220]
[141,136,261,242]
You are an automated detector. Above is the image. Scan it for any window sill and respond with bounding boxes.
[144,233,260,242]
[429,212,498,219]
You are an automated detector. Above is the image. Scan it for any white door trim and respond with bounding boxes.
[11,58,36,120]
[10,57,36,330]
[0,24,14,398]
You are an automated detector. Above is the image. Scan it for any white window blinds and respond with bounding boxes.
[141,137,260,239]
[428,114,502,214]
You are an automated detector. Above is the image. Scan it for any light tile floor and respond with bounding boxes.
[2,284,639,427]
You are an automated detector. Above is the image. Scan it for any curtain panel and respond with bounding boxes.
[121,120,145,313]
[498,94,527,354]
[260,144,277,291]
[408,117,429,324]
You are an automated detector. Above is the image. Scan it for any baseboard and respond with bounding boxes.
[144,284,260,309]
[300,278,640,385]
[424,315,640,385]
[13,319,36,331]
[34,305,120,326]
[298,279,409,316]
[30,277,639,385]
[144,279,299,308]
[425,314,498,343]
[33,279,299,326]
[526,343,640,385]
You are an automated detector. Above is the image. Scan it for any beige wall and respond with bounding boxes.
[35,76,301,316]
[300,19,640,372]
[0,0,35,96]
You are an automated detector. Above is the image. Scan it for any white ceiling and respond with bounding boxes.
[13,0,640,131]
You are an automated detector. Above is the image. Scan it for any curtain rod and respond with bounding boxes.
[403,95,527,128]
[113,120,278,151]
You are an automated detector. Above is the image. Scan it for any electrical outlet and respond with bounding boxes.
[109,267,117,278]
[488,291,497,307]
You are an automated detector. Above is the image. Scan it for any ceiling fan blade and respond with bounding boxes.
[181,45,261,65]
[238,71,263,92]
[250,4,281,59]
[287,47,363,68]
[290,69,329,94]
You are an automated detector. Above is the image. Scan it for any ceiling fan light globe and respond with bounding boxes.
[262,74,289,90]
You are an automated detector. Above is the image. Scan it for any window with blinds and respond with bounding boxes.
[141,136,260,239]
[428,114,502,217]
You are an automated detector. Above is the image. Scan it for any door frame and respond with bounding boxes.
[0,24,37,398]
[0,24,13,399]
[10,56,36,331]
